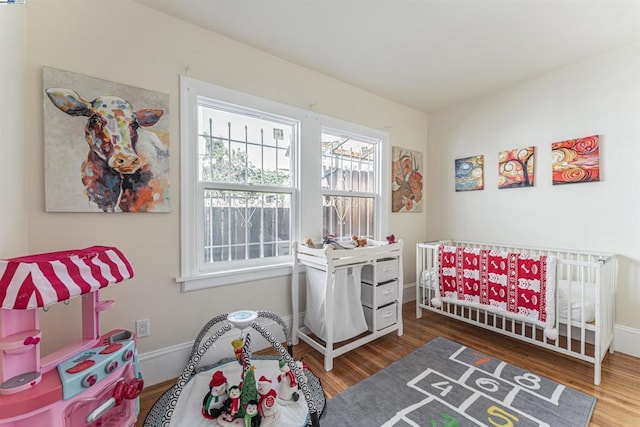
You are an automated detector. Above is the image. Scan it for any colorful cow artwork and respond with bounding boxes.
[46,89,169,212]
[43,67,169,213]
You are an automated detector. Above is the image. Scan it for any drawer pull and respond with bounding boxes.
[382,289,392,295]
[381,312,393,318]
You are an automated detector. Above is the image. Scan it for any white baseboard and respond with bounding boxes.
[140,288,638,388]
[403,282,416,302]
[138,287,418,387]
[613,324,640,358]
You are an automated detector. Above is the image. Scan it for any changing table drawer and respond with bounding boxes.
[362,259,399,284]
[363,302,397,332]
[361,280,398,308]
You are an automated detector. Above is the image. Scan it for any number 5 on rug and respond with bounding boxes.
[487,405,519,427]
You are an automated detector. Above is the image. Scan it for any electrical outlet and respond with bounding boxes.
[136,319,150,338]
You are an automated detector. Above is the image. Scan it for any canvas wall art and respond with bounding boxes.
[391,146,423,212]
[43,67,170,212]
[455,155,484,191]
[498,146,535,189]
[551,135,600,185]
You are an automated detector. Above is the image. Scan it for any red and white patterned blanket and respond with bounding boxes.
[433,245,558,339]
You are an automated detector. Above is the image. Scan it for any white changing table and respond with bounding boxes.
[292,239,404,371]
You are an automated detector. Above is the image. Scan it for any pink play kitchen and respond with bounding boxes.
[0,246,143,426]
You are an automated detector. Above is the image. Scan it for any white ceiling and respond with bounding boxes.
[135,0,640,113]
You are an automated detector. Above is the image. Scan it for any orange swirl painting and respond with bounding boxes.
[498,146,535,189]
[552,135,600,185]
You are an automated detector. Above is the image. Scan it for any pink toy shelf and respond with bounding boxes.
[0,246,143,427]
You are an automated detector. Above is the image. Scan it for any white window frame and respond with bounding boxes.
[321,126,382,240]
[196,97,298,272]
[177,76,390,291]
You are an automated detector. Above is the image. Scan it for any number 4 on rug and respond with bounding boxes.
[431,381,453,397]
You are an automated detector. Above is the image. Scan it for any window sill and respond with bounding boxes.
[176,263,293,292]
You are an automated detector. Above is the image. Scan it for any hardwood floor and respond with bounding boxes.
[137,301,640,426]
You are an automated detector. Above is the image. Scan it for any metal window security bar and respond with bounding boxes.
[203,190,291,262]
[321,133,377,240]
[198,106,294,265]
[322,195,375,240]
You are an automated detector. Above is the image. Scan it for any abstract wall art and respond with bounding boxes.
[391,147,423,212]
[498,146,535,189]
[455,155,484,192]
[551,135,600,185]
[43,67,170,213]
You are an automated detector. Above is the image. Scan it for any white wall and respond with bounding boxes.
[427,43,640,334]
[0,5,27,257]
[24,0,427,372]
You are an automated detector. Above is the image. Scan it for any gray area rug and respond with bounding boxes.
[321,336,596,426]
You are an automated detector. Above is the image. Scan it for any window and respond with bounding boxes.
[198,102,296,265]
[179,76,389,290]
[321,131,378,240]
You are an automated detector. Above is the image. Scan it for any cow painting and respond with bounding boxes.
[45,87,169,213]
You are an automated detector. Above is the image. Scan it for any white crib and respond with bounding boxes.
[416,240,616,385]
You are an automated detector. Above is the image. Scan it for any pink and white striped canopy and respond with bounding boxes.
[0,246,134,309]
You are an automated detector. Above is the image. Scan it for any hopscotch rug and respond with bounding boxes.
[320,337,596,427]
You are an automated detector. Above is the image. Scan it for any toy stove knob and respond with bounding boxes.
[105,360,119,374]
[122,349,134,361]
[81,373,98,388]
